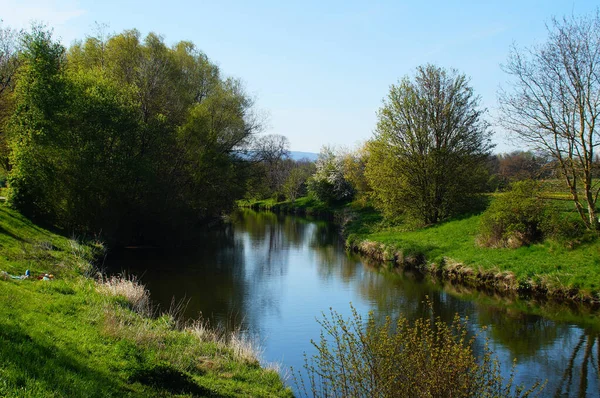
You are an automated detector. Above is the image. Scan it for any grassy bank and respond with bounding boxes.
[0,205,292,397]
[243,194,600,304]
[347,207,600,302]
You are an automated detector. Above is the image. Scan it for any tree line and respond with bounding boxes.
[0,24,296,245]
[1,10,599,246]
[283,11,600,244]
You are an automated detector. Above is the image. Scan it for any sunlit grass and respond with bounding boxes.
[345,187,600,301]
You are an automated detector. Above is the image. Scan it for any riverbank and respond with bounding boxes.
[239,197,600,306]
[0,205,292,397]
[237,197,337,219]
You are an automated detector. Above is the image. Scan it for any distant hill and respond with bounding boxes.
[290,151,318,161]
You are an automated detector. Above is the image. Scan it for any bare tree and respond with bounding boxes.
[499,11,600,230]
[251,134,291,195]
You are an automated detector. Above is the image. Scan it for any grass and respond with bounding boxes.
[0,204,292,397]
[343,189,600,302]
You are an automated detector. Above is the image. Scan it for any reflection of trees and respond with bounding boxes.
[553,331,599,397]
[477,306,564,358]
[234,209,278,243]
[106,222,252,331]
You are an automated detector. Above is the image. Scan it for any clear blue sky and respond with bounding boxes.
[2,0,598,153]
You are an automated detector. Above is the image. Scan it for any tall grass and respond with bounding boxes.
[97,273,152,316]
[186,320,262,365]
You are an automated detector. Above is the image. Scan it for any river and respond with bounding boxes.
[106,209,600,397]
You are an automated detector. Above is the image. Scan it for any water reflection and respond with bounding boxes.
[107,209,600,396]
[553,331,599,397]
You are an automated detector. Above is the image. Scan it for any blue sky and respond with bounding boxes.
[1,0,598,153]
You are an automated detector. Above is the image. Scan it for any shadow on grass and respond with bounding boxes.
[129,364,222,397]
[0,321,129,397]
[0,224,25,242]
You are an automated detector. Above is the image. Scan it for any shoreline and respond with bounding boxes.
[238,200,600,308]
[347,238,600,308]
[0,205,292,397]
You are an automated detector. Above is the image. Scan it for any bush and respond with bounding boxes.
[478,180,548,248]
[294,304,543,397]
[542,212,595,249]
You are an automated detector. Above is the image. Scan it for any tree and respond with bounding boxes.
[496,151,551,188]
[7,25,262,244]
[499,11,600,230]
[251,134,291,197]
[8,25,67,221]
[366,65,493,224]
[307,146,354,204]
[0,21,21,173]
[341,144,371,203]
[283,160,315,202]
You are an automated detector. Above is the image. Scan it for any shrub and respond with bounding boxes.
[478,180,548,248]
[542,211,596,249]
[294,304,543,397]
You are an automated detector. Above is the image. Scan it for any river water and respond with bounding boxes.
[107,209,600,396]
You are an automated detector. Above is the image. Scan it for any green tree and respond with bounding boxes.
[8,25,67,221]
[342,144,371,204]
[366,65,493,224]
[0,21,21,173]
[8,25,261,244]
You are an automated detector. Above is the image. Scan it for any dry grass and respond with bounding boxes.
[97,273,152,316]
[185,319,262,365]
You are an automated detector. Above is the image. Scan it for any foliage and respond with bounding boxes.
[499,11,600,230]
[6,25,260,245]
[295,304,543,397]
[366,64,493,225]
[7,25,67,222]
[342,144,371,204]
[0,20,21,172]
[307,146,354,204]
[245,134,292,199]
[478,180,549,248]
